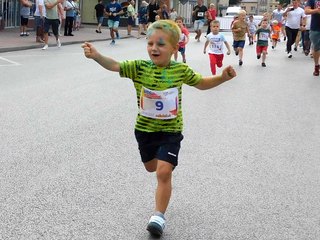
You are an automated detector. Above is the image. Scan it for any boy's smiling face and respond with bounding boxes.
[147,29,178,67]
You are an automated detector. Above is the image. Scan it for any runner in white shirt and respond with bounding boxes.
[283,0,306,58]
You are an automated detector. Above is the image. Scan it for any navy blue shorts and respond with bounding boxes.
[134,130,184,167]
[233,40,245,49]
[44,18,59,35]
[128,16,135,26]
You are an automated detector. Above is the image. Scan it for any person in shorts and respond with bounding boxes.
[174,16,189,63]
[255,19,271,67]
[20,0,32,36]
[105,0,123,45]
[42,0,63,50]
[305,0,320,76]
[95,0,105,33]
[82,20,236,237]
[231,10,250,66]
[192,0,207,42]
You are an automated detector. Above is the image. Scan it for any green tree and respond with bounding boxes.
[279,0,291,7]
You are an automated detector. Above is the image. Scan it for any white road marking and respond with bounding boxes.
[0,56,21,67]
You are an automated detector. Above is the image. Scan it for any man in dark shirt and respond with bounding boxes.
[95,0,105,33]
[147,0,159,23]
[192,0,207,42]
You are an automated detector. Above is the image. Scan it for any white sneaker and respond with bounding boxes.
[287,52,292,58]
[42,44,48,50]
[57,39,61,48]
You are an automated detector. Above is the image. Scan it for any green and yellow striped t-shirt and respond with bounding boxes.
[119,60,202,133]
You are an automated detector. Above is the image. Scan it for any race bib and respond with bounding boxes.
[140,87,179,119]
[197,12,204,17]
[259,32,269,41]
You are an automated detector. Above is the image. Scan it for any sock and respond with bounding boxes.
[154,211,165,219]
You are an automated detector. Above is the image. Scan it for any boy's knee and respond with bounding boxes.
[156,163,173,182]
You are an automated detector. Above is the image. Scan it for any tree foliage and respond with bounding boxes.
[229,0,241,6]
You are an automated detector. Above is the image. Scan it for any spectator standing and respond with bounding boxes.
[305,0,320,76]
[137,0,148,38]
[127,0,136,35]
[206,3,216,35]
[161,4,169,19]
[64,0,76,36]
[192,0,207,42]
[20,0,32,36]
[283,0,306,58]
[95,0,105,33]
[169,8,177,20]
[105,0,123,45]
[34,0,46,42]
[147,0,159,23]
[42,0,63,50]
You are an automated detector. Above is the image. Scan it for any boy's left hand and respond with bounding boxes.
[222,65,236,81]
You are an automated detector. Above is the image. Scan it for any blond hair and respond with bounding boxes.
[147,20,181,47]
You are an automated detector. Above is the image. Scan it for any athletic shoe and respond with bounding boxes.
[261,62,266,67]
[116,32,120,39]
[24,32,29,36]
[257,54,261,59]
[42,44,48,50]
[313,65,319,76]
[272,46,274,49]
[239,60,243,66]
[147,215,166,237]
[20,33,24,37]
[287,52,292,58]
[57,39,61,48]
[96,30,99,33]
[284,37,286,41]
[294,46,297,51]
[110,39,115,45]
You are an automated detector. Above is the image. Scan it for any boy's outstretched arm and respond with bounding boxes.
[82,42,120,72]
[195,65,236,90]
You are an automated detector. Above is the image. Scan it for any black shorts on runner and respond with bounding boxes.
[134,130,184,167]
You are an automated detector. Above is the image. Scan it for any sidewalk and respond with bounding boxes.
[0,25,131,53]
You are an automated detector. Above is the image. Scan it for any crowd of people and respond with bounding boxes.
[12,0,319,238]
[18,0,319,75]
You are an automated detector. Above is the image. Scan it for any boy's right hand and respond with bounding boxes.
[82,42,99,60]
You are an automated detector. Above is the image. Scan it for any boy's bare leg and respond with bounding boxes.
[144,159,173,214]
[155,160,172,214]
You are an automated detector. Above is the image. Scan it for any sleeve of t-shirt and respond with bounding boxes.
[119,60,139,80]
[182,28,189,36]
[183,65,202,86]
[221,34,226,42]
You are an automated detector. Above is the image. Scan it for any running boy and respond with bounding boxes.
[271,19,281,49]
[248,15,258,45]
[203,20,231,75]
[174,16,189,63]
[82,20,236,237]
[232,10,250,66]
[255,19,271,67]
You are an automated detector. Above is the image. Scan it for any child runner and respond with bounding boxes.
[248,15,258,45]
[203,20,231,75]
[255,19,271,67]
[271,19,281,49]
[174,16,189,63]
[231,10,250,66]
[82,20,236,237]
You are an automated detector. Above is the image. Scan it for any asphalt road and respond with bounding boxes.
[1,33,320,240]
